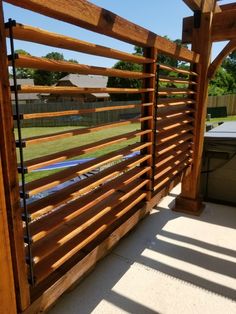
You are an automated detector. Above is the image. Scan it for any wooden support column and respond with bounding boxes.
[142,47,157,201]
[0,1,30,311]
[0,155,17,314]
[175,11,213,215]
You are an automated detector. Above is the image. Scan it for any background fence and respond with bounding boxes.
[208,94,236,116]
[13,100,141,127]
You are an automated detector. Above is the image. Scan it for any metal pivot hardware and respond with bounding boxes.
[7,18,35,286]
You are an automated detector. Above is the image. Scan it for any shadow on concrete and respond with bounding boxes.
[49,196,236,314]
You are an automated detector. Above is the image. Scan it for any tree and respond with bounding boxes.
[14,49,34,79]
[209,66,235,96]
[107,59,142,101]
[33,52,68,86]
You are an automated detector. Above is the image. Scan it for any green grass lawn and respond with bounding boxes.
[16,124,140,182]
[209,115,236,123]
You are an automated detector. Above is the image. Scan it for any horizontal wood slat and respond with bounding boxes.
[30,178,148,265]
[158,88,196,96]
[26,154,150,220]
[154,160,191,192]
[157,116,194,133]
[16,85,154,94]
[154,152,191,180]
[29,165,150,243]
[5,1,199,62]
[157,133,193,157]
[157,107,195,119]
[159,64,198,76]
[21,116,152,146]
[159,75,197,85]
[156,125,193,145]
[32,190,147,284]
[21,129,151,172]
[155,142,191,168]
[23,142,151,196]
[157,114,194,130]
[18,103,151,120]
[157,98,196,108]
[6,23,154,64]
[12,54,153,79]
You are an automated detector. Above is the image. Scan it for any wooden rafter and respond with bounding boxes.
[183,0,221,12]
[4,0,199,63]
[208,39,236,79]
[183,9,236,43]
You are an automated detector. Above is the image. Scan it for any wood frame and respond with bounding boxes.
[2,0,232,312]
[0,154,17,314]
[183,9,236,43]
[0,1,30,310]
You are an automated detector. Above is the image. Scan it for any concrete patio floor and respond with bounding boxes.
[49,185,236,314]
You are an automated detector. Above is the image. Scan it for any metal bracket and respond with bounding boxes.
[194,10,201,29]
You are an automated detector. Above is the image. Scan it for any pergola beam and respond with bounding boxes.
[183,0,221,12]
[208,39,236,79]
[183,9,236,43]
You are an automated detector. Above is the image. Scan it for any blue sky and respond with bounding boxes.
[4,0,235,67]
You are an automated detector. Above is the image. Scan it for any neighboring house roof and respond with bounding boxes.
[58,74,110,98]
[10,78,40,101]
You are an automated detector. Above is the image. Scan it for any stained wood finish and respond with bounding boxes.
[0,155,17,314]
[6,23,154,64]
[23,142,151,196]
[29,165,150,243]
[0,1,30,310]
[27,154,150,220]
[12,54,153,79]
[22,129,151,172]
[5,0,199,62]
[19,103,151,120]
[183,9,236,43]
[22,116,152,146]
[208,39,236,79]
[177,10,213,213]
[159,75,197,85]
[159,64,198,76]
[183,0,221,12]
[158,88,195,96]
[31,179,148,265]
[32,190,147,284]
[157,98,196,108]
[141,47,157,200]
[17,85,154,94]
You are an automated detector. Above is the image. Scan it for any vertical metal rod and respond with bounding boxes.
[151,63,160,191]
[8,18,35,286]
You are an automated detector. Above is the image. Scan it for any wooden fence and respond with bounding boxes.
[13,100,141,127]
[208,94,236,115]
[0,0,200,313]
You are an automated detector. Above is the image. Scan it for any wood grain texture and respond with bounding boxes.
[13,54,153,79]
[0,1,30,310]
[22,116,152,146]
[17,85,154,94]
[0,155,17,314]
[208,39,236,79]
[22,129,151,172]
[183,9,236,43]
[179,10,213,210]
[6,23,154,64]
[23,142,151,196]
[5,0,199,62]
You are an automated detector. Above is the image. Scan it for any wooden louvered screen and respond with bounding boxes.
[0,1,200,312]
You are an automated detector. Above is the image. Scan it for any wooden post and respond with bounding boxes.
[142,47,157,201]
[0,155,17,314]
[175,10,213,214]
[0,1,30,310]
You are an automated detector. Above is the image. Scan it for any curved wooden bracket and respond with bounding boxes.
[208,39,236,79]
